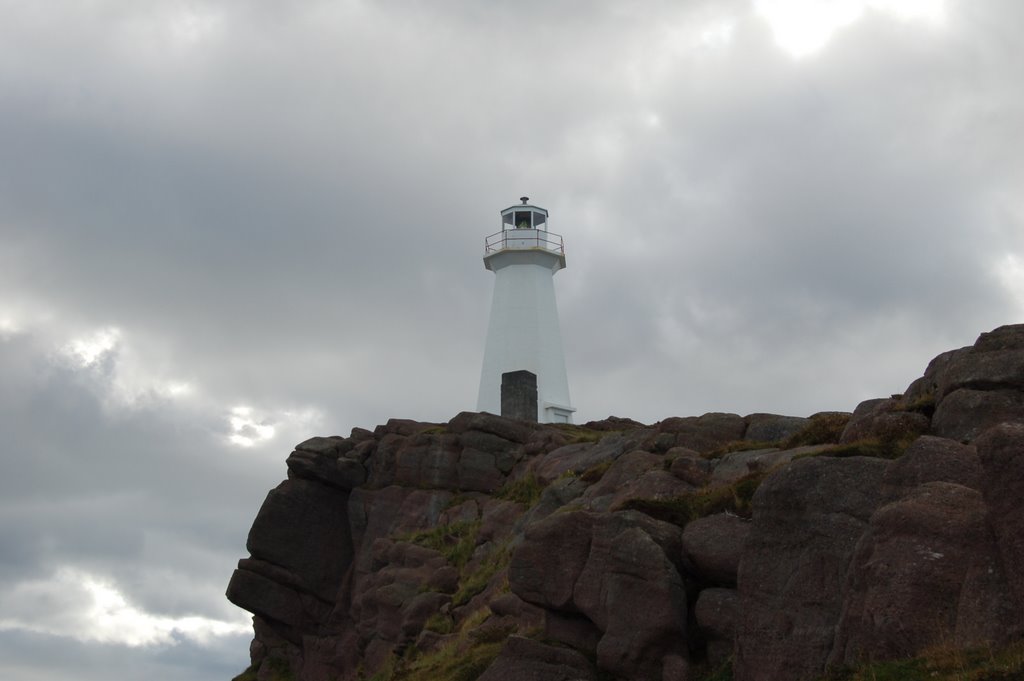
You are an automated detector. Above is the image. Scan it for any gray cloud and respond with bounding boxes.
[1,1,1023,678]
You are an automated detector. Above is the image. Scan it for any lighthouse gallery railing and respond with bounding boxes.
[485,229,564,255]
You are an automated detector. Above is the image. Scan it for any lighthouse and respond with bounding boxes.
[476,197,575,424]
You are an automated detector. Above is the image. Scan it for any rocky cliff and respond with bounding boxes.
[227,325,1024,681]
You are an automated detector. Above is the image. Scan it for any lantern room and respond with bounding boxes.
[501,196,548,231]
[485,197,565,270]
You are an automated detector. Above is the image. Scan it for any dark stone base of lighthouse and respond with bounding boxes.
[501,370,538,422]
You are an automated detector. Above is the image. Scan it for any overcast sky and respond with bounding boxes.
[1,1,1022,679]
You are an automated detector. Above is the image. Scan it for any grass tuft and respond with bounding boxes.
[705,440,781,460]
[495,473,546,507]
[550,424,612,444]
[231,665,258,681]
[783,412,850,449]
[452,544,511,607]
[618,473,764,527]
[580,459,613,482]
[822,437,915,460]
[899,391,937,418]
[399,520,481,569]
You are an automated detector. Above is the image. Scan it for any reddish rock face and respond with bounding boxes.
[880,435,982,497]
[830,482,1012,664]
[656,412,747,453]
[240,478,354,602]
[226,325,1024,681]
[734,456,888,681]
[511,510,687,681]
[683,513,751,586]
[932,388,1024,442]
[976,423,1024,612]
[839,398,929,444]
[509,510,594,612]
[476,636,596,681]
[695,588,740,668]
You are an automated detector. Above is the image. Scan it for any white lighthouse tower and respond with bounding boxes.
[476,197,575,423]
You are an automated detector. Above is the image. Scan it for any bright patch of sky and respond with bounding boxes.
[228,405,323,448]
[45,318,322,452]
[698,20,736,49]
[57,326,199,408]
[167,6,222,47]
[755,0,946,57]
[996,254,1024,317]
[228,406,276,447]
[63,327,122,367]
[0,568,250,647]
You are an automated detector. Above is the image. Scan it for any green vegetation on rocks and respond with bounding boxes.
[821,640,1024,681]
[619,472,765,527]
[373,609,502,681]
[705,440,782,459]
[452,543,511,607]
[552,423,613,444]
[822,437,915,460]
[401,520,480,569]
[495,473,546,506]
[783,412,851,448]
[233,657,294,681]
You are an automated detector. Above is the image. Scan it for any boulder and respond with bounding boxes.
[226,565,327,643]
[543,610,602,653]
[478,498,526,543]
[351,539,452,651]
[669,448,712,486]
[393,437,461,490]
[531,435,630,484]
[366,433,405,487]
[509,510,594,611]
[695,587,740,668]
[930,388,1024,442]
[973,324,1024,351]
[902,347,969,405]
[657,413,746,454]
[448,411,535,444]
[243,479,353,602]
[458,429,519,455]
[583,415,647,431]
[347,487,453,576]
[526,475,588,523]
[583,450,662,494]
[574,521,687,680]
[477,636,596,681]
[375,418,434,437]
[734,456,888,681]
[936,347,1024,400]
[683,513,751,585]
[582,450,694,511]
[880,435,981,498]
[975,423,1024,611]
[287,449,366,490]
[744,413,809,443]
[830,482,1019,664]
[457,448,505,493]
[295,435,355,458]
[839,398,929,445]
[603,469,695,512]
[712,446,782,483]
[710,447,801,485]
[511,510,688,680]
